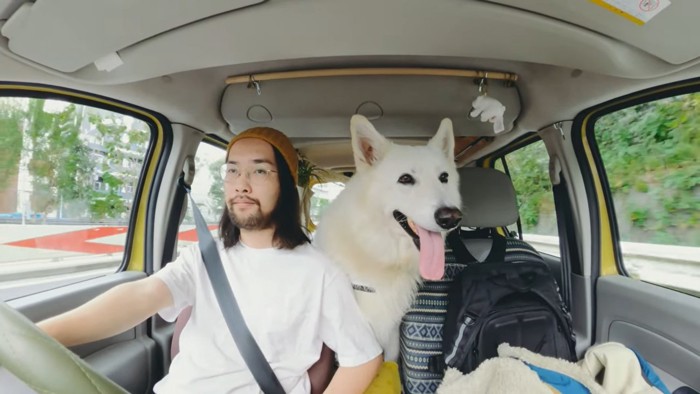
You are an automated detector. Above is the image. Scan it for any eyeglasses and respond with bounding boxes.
[220,164,278,183]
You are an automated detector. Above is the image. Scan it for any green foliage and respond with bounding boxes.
[0,100,24,190]
[505,93,699,247]
[297,152,329,188]
[207,158,226,217]
[505,142,554,232]
[629,207,650,228]
[90,172,127,219]
[595,93,700,246]
[0,97,149,221]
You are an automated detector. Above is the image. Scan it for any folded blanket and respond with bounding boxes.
[437,342,669,394]
[438,356,556,394]
[579,342,668,394]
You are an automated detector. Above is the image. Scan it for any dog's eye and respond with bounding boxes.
[398,174,415,185]
[439,172,449,183]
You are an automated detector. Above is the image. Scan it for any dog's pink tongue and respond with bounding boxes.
[417,226,445,280]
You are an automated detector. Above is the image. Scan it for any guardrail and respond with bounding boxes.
[523,234,700,294]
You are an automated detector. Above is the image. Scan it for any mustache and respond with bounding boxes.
[228,196,260,205]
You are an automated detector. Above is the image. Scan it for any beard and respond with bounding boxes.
[227,201,273,230]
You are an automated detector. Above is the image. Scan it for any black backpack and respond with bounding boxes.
[440,233,576,374]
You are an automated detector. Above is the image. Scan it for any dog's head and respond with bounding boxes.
[350,115,462,280]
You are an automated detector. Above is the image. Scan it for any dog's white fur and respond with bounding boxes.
[314,115,461,360]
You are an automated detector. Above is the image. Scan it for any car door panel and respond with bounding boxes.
[7,271,159,393]
[596,275,700,391]
[85,338,157,394]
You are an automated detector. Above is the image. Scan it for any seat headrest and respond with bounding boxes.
[459,167,519,228]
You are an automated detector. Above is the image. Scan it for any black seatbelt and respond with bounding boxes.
[163,173,188,264]
[552,173,576,311]
[182,181,285,394]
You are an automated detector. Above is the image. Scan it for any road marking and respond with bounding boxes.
[2,225,218,254]
[5,227,127,254]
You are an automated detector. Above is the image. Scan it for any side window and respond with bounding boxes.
[495,140,560,256]
[594,93,699,295]
[0,97,151,298]
[176,142,225,252]
[308,182,345,231]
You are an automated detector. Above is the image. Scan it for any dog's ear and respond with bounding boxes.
[428,118,455,162]
[350,114,388,171]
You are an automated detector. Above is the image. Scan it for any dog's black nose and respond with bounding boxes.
[434,207,463,229]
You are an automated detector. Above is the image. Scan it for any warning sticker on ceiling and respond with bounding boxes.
[591,0,671,25]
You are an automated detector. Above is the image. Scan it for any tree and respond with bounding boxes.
[87,113,146,219]
[0,98,150,221]
[23,101,94,219]
[16,99,150,221]
[507,142,552,231]
[207,158,226,221]
[0,99,25,192]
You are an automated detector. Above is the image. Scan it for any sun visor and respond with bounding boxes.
[484,0,700,65]
[221,69,521,139]
[0,0,265,73]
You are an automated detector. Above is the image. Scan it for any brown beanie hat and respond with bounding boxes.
[226,127,299,185]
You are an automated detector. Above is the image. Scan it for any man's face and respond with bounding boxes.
[224,138,281,231]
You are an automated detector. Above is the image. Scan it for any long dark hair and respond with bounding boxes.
[219,147,310,249]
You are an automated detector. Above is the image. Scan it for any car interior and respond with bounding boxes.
[0,1,698,393]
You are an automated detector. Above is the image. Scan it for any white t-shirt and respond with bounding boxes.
[152,240,382,394]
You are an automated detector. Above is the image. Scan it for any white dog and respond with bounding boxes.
[314,115,463,361]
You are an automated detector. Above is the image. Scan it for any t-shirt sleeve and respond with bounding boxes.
[319,270,383,367]
[153,245,199,322]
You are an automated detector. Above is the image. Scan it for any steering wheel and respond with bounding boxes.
[0,301,127,394]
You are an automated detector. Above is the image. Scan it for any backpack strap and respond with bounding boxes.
[446,230,477,263]
[483,234,506,263]
[447,229,507,264]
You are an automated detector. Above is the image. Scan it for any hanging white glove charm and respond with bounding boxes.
[470,95,506,134]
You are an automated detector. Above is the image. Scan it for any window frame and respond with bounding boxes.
[572,76,700,290]
[0,82,173,279]
[166,137,227,259]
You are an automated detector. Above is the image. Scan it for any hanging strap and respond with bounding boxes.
[183,181,285,394]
